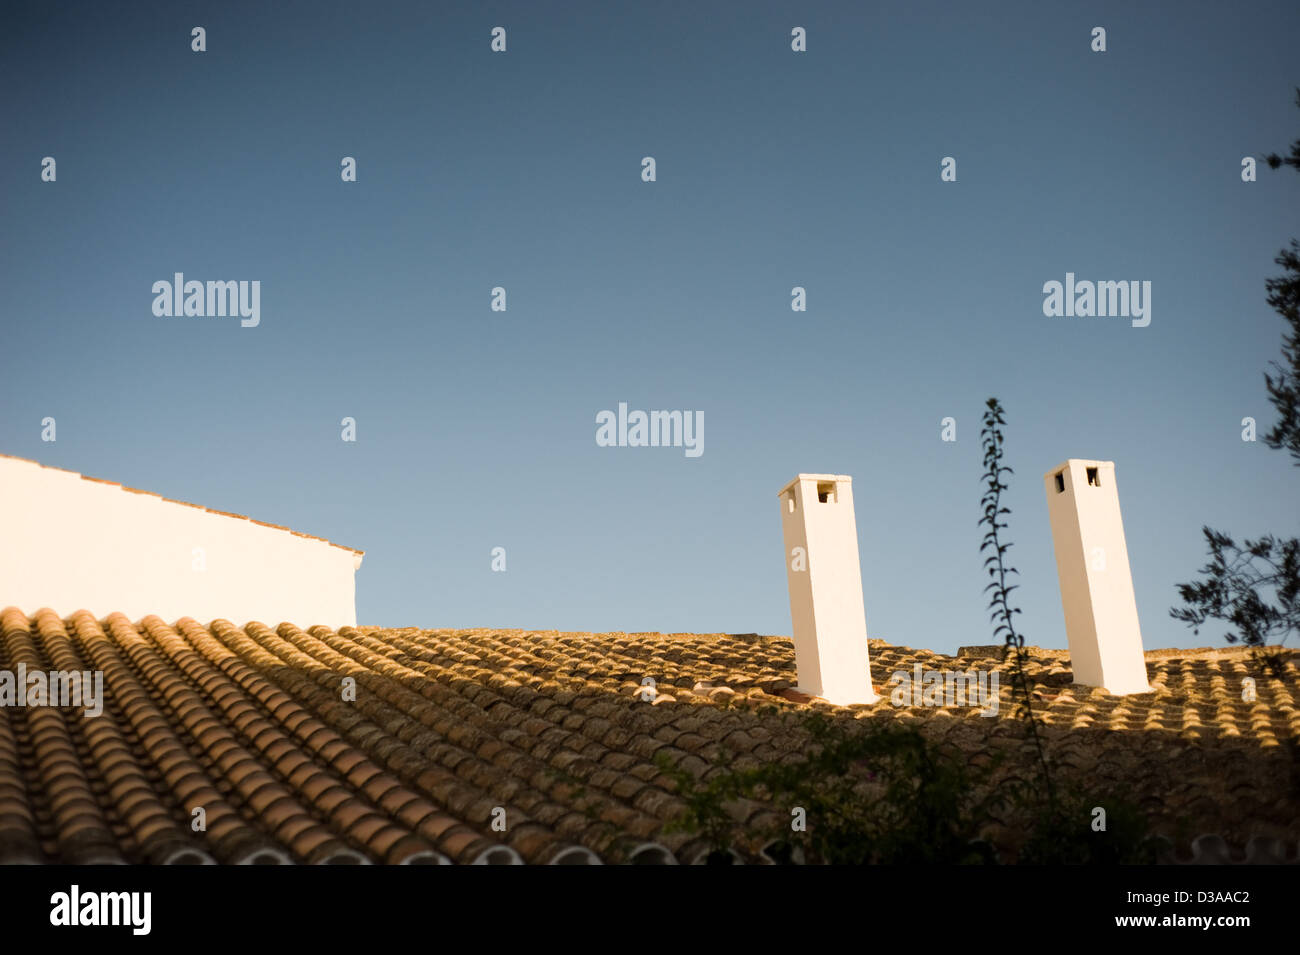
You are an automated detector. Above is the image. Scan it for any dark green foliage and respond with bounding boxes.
[1172,531,1299,675]
[1174,90,1300,670]
[660,710,1158,865]
[657,746,742,858]
[660,714,997,864]
[1015,790,1164,865]
[1263,89,1300,176]
[1264,238,1300,465]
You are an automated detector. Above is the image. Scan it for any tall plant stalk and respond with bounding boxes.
[979,398,1055,810]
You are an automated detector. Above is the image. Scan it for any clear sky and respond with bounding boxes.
[2,1,1297,655]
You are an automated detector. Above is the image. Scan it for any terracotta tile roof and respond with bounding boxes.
[0,453,362,556]
[0,607,1295,864]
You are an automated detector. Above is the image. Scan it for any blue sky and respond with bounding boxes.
[2,0,1297,655]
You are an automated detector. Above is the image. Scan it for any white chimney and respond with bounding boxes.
[1043,459,1151,695]
[778,474,879,705]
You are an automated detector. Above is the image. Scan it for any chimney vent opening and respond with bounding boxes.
[1054,472,1065,493]
[816,481,837,504]
[1086,467,1100,487]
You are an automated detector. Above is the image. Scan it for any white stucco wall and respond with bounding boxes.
[0,454,363,628]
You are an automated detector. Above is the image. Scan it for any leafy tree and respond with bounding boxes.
[1173,90,1300,671]
[1261,88,1300,464]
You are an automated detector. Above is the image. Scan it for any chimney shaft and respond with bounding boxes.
[778,474,879,705]
[1043,459,1151,695]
